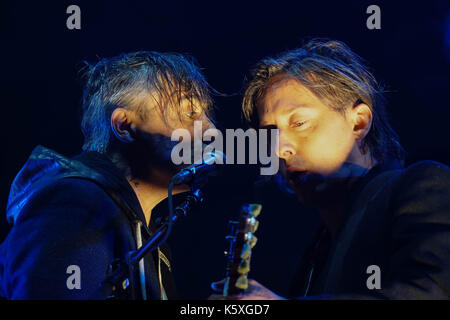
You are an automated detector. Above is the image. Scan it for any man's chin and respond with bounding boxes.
[287,173,336,202]
[287,172,322,189]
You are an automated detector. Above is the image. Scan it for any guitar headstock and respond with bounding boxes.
[222,203,262,297]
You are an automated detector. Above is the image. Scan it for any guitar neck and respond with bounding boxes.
[222,204,261,297]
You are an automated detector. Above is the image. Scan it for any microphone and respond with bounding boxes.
[171,150,225,185]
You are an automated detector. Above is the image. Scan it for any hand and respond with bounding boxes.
[209,278,285,300]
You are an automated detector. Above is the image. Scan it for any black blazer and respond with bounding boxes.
[290,160,450,299]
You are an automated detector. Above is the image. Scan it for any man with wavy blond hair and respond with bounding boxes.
[213,39,450,299]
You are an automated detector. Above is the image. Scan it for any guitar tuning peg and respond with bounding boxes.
[237,259,250,274]
[250,220,259,233]
[248,204,262,218]
[235,274,248,290]
[240,243,251,259]
[250,235,258,248]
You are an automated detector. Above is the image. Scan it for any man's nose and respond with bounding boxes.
[276,133,296,160]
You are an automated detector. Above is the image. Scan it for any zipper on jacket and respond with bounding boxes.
[135,220,147,300]
[157,247,168,300]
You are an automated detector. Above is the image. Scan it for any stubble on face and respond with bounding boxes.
[258,77,371,206]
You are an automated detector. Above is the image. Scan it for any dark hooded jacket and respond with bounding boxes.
[290,160,450,299]
[0,145,177,299]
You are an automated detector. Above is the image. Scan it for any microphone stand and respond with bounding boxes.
[129,188,204,263]
[99,186,205,299]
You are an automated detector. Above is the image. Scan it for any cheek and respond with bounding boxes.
[301,119,355,174]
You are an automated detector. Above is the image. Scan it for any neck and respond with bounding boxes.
[127,178,168,225]
[106,148,189,226]
[309,153,377,240]
[313,185,354,240]
[127,174,190,226]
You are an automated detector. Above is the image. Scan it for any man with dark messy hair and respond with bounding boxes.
[212,39,450,299]
[0,51,215,299]
[81,51,213,154]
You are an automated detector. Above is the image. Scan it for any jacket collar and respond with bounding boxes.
[6,145,148,229]
[348,157,404,206]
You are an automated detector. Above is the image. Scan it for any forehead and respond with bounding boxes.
[257,77,322,120]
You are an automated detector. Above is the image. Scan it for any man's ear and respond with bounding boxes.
[351,103,373,142]
[111,108,136,143]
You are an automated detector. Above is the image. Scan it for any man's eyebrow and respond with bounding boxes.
[261,103,310,118]
[259,103,311,127]
[282,103,311,112]
[259,123,277,129]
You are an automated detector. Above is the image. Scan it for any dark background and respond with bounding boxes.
[1,1,449,299]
